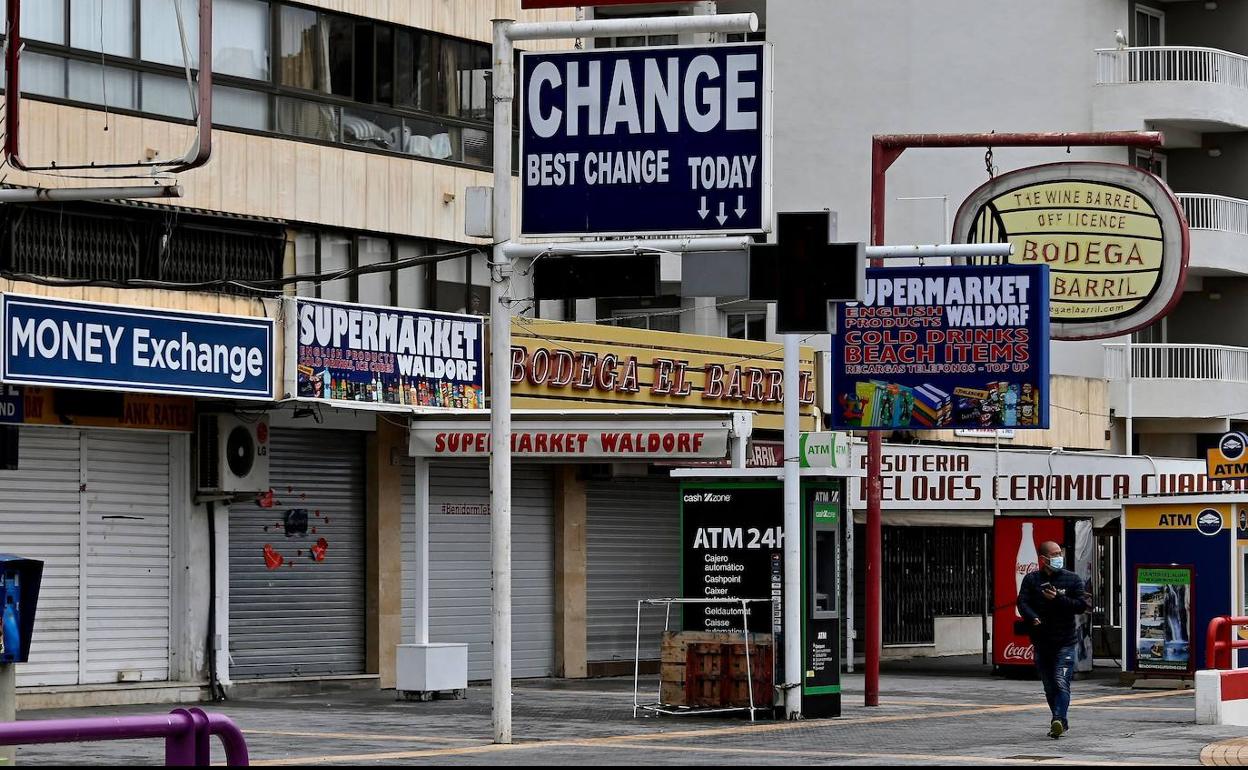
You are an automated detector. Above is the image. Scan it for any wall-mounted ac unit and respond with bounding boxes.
[197,413,270,495]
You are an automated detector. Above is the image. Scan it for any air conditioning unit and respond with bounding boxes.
[197,413,270,495]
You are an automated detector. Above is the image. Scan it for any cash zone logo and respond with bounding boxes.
[1198,508,1225,536]
[1221,432,1246,460]
[1003,642,1035,662]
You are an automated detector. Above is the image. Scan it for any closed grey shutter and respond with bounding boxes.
[229,428,366,679]
[82,431,172,684]
[401,461,554,680]
[0,427,82,687]
[586,477,681,664]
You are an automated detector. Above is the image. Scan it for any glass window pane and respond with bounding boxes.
[435,254,467,313]
[461,128,490,168]
[395,30,417,106]
[214,85,269,130]
[342,106,400,151]
[376,26,393,103]
[648,34,678,47]
[326,14,353,97]
[293,231,317,297]
[727,313,746,340]
[22,53,66,98]
[395,240,427,309]
[814,530,836,614]
[399,118,456,161]
[68,60,137,109]
[747,314,766,341]
[615,35,645,48]
[214,0,270,80]
[357,236,391,306]
[275,96,339,141]
[70,0,135,57]
[23,1,66,44]
[319,232,352,302]
[278,5,320,90]
[651,313,680,333]
[141,73,195,120]
[141,0,200,68]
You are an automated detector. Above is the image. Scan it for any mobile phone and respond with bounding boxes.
[1040,582,1053,591]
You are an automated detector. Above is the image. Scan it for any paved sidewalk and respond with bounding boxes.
[7,663,1244,765]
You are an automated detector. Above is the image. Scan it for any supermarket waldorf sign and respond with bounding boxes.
[954,162,1188,341]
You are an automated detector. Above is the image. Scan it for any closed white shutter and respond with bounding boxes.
[401,461,555,680]
[82,431,172,684]
[0,427,82,687]
[586,477,681,664]
[229,428,366,679]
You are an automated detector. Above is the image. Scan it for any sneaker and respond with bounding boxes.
[1049,719,1065,739]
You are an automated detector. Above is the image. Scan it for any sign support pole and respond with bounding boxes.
[490,10,758,743]
[864,130,1165,708]
[782,333,802,719]
[490,17,515,746]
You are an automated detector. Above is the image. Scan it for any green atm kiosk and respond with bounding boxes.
[677,470,855,719]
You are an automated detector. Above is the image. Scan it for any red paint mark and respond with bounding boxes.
[256,490,275,509]
[300,493,307,501]
[1221,671,1248,701]
[311,538,328,562]
[311,526,318,535]
[263,544,284,570]
[287,486,293,494]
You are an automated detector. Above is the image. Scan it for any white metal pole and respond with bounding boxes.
[782,333,802,719]
[414,457,430,645]
[0,185,183,202]
[490,18,515,746]
[1125,337,1134,456]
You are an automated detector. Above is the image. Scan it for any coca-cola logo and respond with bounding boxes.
[1016,561,1037,576]
[1003,642,1035,661]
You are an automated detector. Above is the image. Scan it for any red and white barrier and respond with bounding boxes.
[1196,669,1248,725]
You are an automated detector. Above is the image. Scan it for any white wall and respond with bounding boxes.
[767,0,1131,377]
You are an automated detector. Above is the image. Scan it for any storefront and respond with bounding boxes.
[0,292,275,700]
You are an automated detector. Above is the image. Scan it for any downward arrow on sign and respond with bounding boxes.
[735,195,747,219]
[698,196,709,219]
[716,201,728,226]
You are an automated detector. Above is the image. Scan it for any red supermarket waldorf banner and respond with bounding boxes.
[993,516,1065,667]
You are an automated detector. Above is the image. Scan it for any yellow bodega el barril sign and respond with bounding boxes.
[954,162,1188,341]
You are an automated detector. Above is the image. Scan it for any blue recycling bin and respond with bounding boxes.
[0,555,43,664]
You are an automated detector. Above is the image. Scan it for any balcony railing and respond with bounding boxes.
[1105,343,1248,383]
[1179,193,1248,235]
[1095,46,1248,88]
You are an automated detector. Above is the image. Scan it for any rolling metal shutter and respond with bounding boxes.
[586,477,681,664]
[401,461,555,680]
[229,428,366,679]
[0,427,82,687]
[82,431,172,684]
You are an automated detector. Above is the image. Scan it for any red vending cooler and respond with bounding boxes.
[993,516,1094,670]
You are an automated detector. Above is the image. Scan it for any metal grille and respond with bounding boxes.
[880,526,992,646]
[1,202,283,295]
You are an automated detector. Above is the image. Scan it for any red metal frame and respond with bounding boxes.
[4,0,213,174]
[1207,616,1248,670]
[864,130,1166,708]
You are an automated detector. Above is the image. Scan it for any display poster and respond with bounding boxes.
[1135,566,1194,673]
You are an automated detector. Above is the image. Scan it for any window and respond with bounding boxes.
[214,0,270,80]
[433,250,488,315]
[319,232,352,302]
[357,236,391,306]
[593,10,678,49]
[17,1,499,170]
[726,311,767,341]
[1134,6,1164,47]
[610,311,680,333]
[1132,149,1167,180]
[292,229,446,311]
[70,0,134,57]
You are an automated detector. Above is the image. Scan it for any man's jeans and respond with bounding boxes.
[1033,641,1077,727]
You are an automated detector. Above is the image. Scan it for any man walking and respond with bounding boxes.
[1017,540,1092,739]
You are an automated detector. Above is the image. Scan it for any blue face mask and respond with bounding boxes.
[1047,556,1065,570]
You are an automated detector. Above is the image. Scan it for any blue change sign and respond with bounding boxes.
[1,294,274,400]
[829,264,1051,431]
[520,43,771,237]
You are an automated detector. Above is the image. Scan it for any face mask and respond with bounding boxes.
[1047,556,1064,570]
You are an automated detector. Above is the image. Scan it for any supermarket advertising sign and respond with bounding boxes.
[829,265,1050,431]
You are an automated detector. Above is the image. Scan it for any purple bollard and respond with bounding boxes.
[0,709,249,766]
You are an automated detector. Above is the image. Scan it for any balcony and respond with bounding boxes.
[1179,194,1248,276]
[1104,343,1248,421]
[1094,47,1248,143]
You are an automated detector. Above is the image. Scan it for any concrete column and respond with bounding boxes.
[554,465,588,678]
[0,663,13,765]
[366,419,406,689]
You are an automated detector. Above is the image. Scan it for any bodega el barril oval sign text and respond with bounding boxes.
[953,162,1188,340]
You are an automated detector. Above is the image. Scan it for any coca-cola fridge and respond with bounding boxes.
[992,516,1094,671]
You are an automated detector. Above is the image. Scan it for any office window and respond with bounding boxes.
[293,231,317,297]
[141,72,195,120]
[214,85,270,130]
[611,311,679,333]
[140,0,199,68]
[70,0,135,57]
[357,236,391,306]
[319,232,352,302]
[726,311,767,341]
[433,250,488,315]
[22,53,67,98]
[23,1,67,45]
[214,0,270,80]
[395,241,428,309]
[68,60,137,109]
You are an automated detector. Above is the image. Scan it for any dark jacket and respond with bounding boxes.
[1016,568,1092,647]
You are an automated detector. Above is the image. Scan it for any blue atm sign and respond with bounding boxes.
[520,43,771,237]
